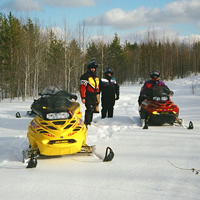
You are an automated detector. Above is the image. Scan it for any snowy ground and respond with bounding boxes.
[0,74,200,200]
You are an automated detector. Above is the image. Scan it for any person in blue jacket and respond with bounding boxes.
[100,67,119,118]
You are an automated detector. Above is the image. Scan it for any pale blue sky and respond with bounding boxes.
[0,0,200,43]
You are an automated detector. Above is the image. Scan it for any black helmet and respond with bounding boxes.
[150,70,160,79]
[105,67,114,75]
[87,61,98,71]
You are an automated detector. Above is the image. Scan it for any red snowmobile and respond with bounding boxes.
[139,86,193,129]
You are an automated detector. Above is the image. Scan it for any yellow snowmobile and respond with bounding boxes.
[23,86,114,168]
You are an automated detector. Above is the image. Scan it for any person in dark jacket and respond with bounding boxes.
[100,67,119,118]
[138,69,170,105]
[79,61,100,126]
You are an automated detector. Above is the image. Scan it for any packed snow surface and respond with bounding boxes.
[0,74,200,200]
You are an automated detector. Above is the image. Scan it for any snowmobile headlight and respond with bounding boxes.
[42,140,49,144]
[153,97,160,101]
[152,111,158,115]
[161,96,168,101]
[46,112,70,119]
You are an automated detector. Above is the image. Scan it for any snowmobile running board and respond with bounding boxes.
[22,145,114,168]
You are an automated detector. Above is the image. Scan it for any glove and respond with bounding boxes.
[115,96,119,100]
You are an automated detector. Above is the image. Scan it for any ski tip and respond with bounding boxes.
[26,158,37,168]
[103,147,114,162]
[16,112,21,118]
[26,154,37,168]
[188,121,194,129]
[143,123,148,129]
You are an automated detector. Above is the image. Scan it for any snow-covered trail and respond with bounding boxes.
[0,75,200,200]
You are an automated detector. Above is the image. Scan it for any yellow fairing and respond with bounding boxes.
[27,112,87,156]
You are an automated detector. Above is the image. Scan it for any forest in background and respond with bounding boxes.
[0,12,200,100]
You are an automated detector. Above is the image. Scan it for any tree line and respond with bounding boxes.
[0,12,200,100]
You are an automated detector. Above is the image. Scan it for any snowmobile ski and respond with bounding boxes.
[188,121,194,129]
[16,112,21,118]
[175,117,194,129]
[22,145,114,168]
[141,118,194,130]
[22,147,39,168]
[80,145,114,162]
[103,147,114,162]
[26,153,37,168]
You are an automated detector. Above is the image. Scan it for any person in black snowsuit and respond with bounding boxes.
[100,67,119,118]
[79,61,100,126]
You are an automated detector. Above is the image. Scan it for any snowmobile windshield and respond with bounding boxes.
[41,86,61,95]
[144,86,171,101]
[31,95,80,120]
[152,86,170,96]
[43,96,76,110]
[40,86,77,101]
